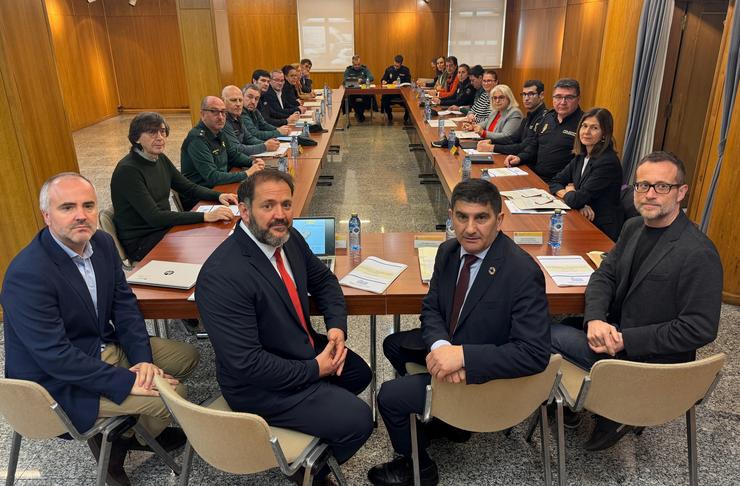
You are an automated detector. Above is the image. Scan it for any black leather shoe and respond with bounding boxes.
[584,416,634,451]
[126,426,187,453]
[425,418,471,443]
[368,455,438,486]
[87,434,132,486]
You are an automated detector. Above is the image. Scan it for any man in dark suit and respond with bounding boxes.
[196,170,373,483]
[261,70,305,121]
[551,151,723,451]
[2,173,199,486]
[368,179,552,486]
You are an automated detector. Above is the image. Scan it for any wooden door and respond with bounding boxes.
[654,1,728,206]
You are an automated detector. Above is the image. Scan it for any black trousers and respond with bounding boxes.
[383,328,427,375]
[260,344,374,465]
[378,372,432,459]
[381,94,409,121]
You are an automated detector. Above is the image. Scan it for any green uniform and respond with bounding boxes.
[242,108,281,141]
[222,114,267,156]
[181,120,253,202]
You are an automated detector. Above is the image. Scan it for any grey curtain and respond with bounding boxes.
[620,0,674,182]
[700,5,740,232]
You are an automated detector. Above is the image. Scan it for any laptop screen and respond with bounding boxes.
[292,217,335,256]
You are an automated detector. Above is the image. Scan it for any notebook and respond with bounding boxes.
[126,260,202,290]
[292,217,336,272]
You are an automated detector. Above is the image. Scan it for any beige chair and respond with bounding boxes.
[410,354,564,486]
[98,207,134,270]
[557,354,726,486]
[0,378,179,486]
[154,376,347,486]
[170,190,185,212]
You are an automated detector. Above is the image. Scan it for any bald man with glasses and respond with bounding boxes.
[550,151,723,452]
[180,96,265,210]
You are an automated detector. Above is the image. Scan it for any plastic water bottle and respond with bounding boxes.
[327,88,333,109]
[437,119,445,140]
[448,129,457,148]
[424,98,431,122]
[321,98,326,115]
[461,155,472,181]
[548,209,564,249]
[290,135,299,158]
[445,217,455,240]
[349,213,361,253]
[301,122,309,137]
[323,83,328,101]
[277,156,288,173]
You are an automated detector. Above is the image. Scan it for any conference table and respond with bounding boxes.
[129,85,615,421]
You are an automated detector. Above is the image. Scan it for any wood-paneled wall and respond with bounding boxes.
[105,0,189,110]
[45,0,118,130]
[0,0,79,295]
[498,0,608,111]
[225,0,449,89]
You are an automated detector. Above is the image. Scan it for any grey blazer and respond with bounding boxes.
[481,107,523,142]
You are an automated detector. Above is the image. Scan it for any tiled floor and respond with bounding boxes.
[1,112,738,485]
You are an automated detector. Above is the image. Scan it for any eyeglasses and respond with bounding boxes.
[145,128,168,137]
[203,108,227,117]
[633,181,682,194]
[553,95,578,103]
[491,96,507,102]
[520,92,539,98]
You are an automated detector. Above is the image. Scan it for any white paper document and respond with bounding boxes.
[426,119,457,128]
[289,130,302,136]
[437,110,463,116]
[339,256,407,294]
[487,167,528,177]
[456,131,481,140]
[504,200,558,215]
[196,205,239,216]
[253,143,290,157]
[299,110,315,118]
[417,247,438,284]
[537,256,595,287]
[501,188,570,211]
[450,116,469,122]
[303,101,322,107]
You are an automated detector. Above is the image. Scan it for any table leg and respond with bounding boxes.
[345,95,351,129]
[370,314,377,426]
[393,315,401,378]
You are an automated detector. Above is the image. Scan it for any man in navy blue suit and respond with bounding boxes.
[369,179,552,486]
[2,173,199,486]
[196,170,373,484]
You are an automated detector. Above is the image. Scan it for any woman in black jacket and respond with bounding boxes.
[550,107,623,241]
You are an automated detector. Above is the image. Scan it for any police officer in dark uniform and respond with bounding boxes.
[181,96,265,210]
[380,54,412,123]
[343,55,375,122]
[435,64,476,108]
[504,78,583,184]
[481,79,548,154]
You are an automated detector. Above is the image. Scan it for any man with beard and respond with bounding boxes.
[196,170,373,484]
[550,151,723,451]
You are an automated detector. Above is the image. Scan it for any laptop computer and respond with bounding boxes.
[292,217,336,272]
[126,260,202,290]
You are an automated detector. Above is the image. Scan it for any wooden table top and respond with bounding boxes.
[130,86,614,318]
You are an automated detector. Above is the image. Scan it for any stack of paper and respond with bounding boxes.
[253,143,290,158]
[196,205,239,216]
[487,167,528,177]
[303,101,322,107]
[427,119,457,128]
[501,188,570,211]
[299,110,315,118]
[456,131,481,140]
[437,110,463,116]
[417,247,438,284]
[537,256,595,287]
[339,257,407,294]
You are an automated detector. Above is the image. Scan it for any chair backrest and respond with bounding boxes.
[0,379,67,439]
[154,376,278,475]
[98,207,130,266]
[581,353,726,427]
[429,354,562,433]
[170,190,184,212]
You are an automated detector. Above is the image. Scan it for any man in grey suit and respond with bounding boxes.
[551,151,723,451]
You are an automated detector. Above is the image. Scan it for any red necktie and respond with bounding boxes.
[449,254,478,337]
[274,248,314,348]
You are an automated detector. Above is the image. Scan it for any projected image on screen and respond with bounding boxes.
[298,0,354,71]
[293,219,327,255]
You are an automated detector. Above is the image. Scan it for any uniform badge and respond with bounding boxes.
[489,266,496,276]
[541,123,548,133]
